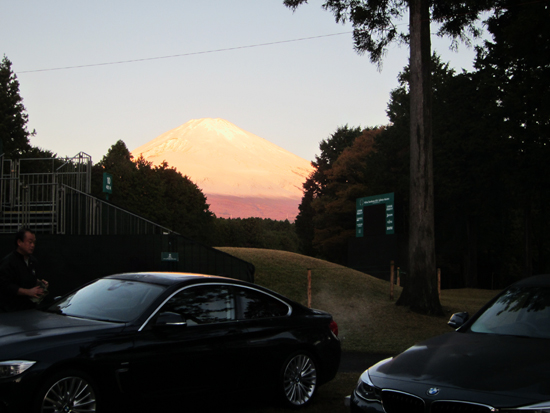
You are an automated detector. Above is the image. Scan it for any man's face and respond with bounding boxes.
[17,232,36,257]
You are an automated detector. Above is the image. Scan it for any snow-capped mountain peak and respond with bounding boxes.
[131,118,313,220]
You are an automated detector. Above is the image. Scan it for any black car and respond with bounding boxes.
[0,272,340,413]
[349,274,550,412]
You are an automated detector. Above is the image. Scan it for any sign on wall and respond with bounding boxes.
[103,173,113,196]
[356,193,395,237]
[161,252,179,262]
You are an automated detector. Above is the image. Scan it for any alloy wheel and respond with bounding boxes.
[282,353,317,406]
[41,375,97,413]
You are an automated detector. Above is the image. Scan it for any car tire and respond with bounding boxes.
[34,369,99,413]
[279,351,318,408]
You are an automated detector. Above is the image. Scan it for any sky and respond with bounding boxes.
[1,1,487,165]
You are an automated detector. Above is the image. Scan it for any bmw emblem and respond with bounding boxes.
[427,387,440,396]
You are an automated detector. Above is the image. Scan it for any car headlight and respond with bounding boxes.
[355,370,381,403]
[0,361,36,379]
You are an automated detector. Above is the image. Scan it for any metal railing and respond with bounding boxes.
[1,153,175,235]
[1,153,92,233]
[58,185,176,235]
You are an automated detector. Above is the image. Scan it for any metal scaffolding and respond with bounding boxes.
[0,153,174,235]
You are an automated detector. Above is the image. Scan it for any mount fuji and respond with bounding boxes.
[131,118,313,221]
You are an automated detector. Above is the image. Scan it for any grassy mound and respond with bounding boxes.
[218,247,498,354]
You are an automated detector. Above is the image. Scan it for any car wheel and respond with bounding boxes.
[35,370,99,413]
[280,351,318,408]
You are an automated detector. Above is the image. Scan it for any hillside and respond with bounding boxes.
[218,247,498,354]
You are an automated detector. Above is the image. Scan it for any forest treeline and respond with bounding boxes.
[296,1,550,289]
[1,1,548,288]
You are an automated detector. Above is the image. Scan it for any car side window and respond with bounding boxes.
[161,285,236,326]
[235,287,290,320]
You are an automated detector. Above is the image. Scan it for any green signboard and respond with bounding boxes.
[356,192,395,237]
[103,172,113,200]
[103,172,113,194]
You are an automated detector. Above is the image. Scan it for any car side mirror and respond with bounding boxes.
[155,312,187,328]
[448,312,469,329]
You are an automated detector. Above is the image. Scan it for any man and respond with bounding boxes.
[0,228,49,312]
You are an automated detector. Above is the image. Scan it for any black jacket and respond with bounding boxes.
[0,251,39,312]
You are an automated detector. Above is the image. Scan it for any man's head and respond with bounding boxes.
[15,228,36,257]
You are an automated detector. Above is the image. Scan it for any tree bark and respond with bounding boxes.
[396,0,442,315]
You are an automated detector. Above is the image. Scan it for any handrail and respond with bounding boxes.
[59,184,179,235]
[1,153,178,235]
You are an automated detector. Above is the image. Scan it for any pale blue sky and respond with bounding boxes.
[1,1,484,165]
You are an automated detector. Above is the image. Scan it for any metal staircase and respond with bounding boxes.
[1,153,90,233]
[1,153,174,235]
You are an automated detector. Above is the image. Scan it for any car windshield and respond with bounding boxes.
[470,285,550,338]
[46,279,166,323]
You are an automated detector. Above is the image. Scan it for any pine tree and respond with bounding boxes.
[295,126,362,256]
[0,56,33,158]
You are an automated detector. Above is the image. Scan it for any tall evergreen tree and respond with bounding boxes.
[295,126,362,256]
[284,0,497,314]
[92,141,215,244]
[475,0,550,278]
[93,140,135,206]
[0,56,33,158]
[312,128,382,263]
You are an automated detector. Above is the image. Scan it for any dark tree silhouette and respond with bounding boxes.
[284,0,497,314]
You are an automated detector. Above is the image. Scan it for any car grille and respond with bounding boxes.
[431,401,495,413]
[381,390,425,413]
[381,391,496,413]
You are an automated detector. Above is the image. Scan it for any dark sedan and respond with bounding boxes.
[349,274,550,412]
[0,272,340,413]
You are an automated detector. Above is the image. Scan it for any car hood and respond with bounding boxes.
[0,309,126,344]
[370,331,550,406]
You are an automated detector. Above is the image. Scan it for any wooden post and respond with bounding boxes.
[397,267,400,287]
[437,268,441,299]
[307,269,312,308]
[390,261,395,300]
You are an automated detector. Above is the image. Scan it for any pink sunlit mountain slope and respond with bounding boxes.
[131,118,313,221]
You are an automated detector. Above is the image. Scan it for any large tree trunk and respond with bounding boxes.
[396,0,442,315]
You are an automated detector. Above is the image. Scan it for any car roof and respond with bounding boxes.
[511,274,550,288]
[104,272,298,307]
[105,272,236,287]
